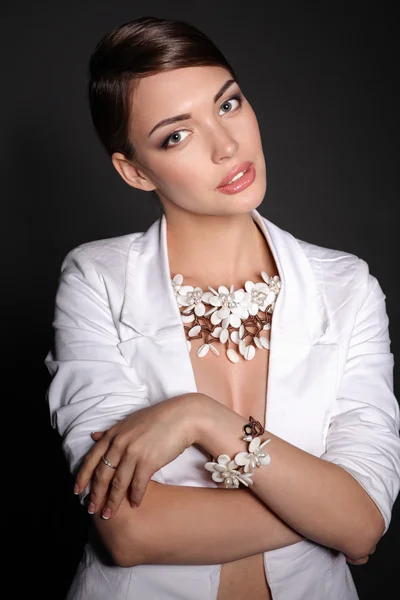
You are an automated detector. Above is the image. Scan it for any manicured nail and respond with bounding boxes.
[73,484,79,495]
[88,502,95,514]
[102,507,112,520]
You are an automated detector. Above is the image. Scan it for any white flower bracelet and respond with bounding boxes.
[204,416,271,489]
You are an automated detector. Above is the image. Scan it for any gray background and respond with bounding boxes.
[2,2,398,597]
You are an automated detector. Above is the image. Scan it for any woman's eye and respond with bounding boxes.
[219,95,242,116]
[161,129,190,148]
[160,95,242,149]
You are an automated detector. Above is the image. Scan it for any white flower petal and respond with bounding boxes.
[183,304,195,313]
[182,314,195,324]
[245,344,256,361]
[173,274,184,285]
[180,285,194,294]
[218,285,229,295]
[238,474,254,486]
[263,323,271,330]
[219,328,229,344]
[209,296,222,307]
[255,282,269,291]
[208,343,220,356]
[214,463,228,472]
[212,472,225,483]
[239,340,247,356]
[230,331,240,344]
[218,454,232,465]
[204,462,217,472]
[217,306,230,319]
[249,304,259,316]
[261,271,270,284]
[244,281,254,293]
[212,326,222,337]
[221,316,230,329]
[194,303,206,317]
[253,336,262,349]
[260,336,270,349]
[234,289,245,302]
[234,452,251,466]
[197,343,210,358]
[211,312,222,325]
[229,313,241,328]
[249,437,261,453]
[186,340,192,352]
[227,348,240,363]
[266,291,276,305]
[188,325,201,337]
[239,298,253,309]
[204,306,218,317]
[202,291,214,303]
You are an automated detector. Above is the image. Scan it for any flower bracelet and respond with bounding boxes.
[204,416,271,489]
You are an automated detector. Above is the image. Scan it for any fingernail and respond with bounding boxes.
[130,501,138,509]
[102,507,112,520]
[88,502,95,514]
[73,484,79,495]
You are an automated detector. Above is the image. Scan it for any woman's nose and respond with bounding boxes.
[210,125,239,164]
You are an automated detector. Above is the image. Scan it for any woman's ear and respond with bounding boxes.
[111,152,156,192]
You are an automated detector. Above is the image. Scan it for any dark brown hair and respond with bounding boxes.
[88,16,238,162]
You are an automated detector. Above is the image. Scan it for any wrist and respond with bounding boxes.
[189,393,219,447]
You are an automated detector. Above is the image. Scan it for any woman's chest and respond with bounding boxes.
[187,329,271,427]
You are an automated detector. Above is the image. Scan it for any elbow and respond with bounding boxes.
[95,523,146,568]
[343,513,385,560]
[109,541,143,568]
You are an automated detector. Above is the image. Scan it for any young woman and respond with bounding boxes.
[45,16,400,600]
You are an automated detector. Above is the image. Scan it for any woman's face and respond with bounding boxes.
[123,65,266,217]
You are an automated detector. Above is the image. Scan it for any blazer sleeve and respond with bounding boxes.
[320,258,400,534]
[44,246,166,504]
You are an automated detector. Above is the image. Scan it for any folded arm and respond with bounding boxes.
[94,481,303,567]
[45,247,304,568]
[192,260,400,561]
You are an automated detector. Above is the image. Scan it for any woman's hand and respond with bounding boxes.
[74,392,208,519]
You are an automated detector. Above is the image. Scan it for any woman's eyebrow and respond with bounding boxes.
[148,78,237,137]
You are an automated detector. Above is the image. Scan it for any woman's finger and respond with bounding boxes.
[88,449,121,515]
[129,463,153,508]
[100,455,139,519]
[91,431,107,441]
[75,435,113,493]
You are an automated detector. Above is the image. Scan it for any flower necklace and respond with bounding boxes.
[171,271,281,363]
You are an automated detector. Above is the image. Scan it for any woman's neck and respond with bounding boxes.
[165,209,277,288]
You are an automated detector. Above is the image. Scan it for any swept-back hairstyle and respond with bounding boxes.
[88,16,238,162]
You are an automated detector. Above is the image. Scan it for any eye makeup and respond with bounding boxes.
[159,92,244,149]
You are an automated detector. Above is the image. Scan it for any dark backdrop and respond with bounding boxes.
[2,2,398,598]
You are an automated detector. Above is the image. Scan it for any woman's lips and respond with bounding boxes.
[216,163,256,194]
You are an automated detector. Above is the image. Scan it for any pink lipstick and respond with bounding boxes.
[216,162,256,194]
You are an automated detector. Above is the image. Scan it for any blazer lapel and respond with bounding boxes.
[118,209,337,468]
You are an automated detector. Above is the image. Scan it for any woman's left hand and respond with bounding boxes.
[74,392,208,519]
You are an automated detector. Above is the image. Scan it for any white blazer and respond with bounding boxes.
[45,208,400,600]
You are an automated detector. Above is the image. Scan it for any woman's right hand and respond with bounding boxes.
[74,392,210,519]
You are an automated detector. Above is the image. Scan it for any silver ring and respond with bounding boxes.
[102,455,117,469]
